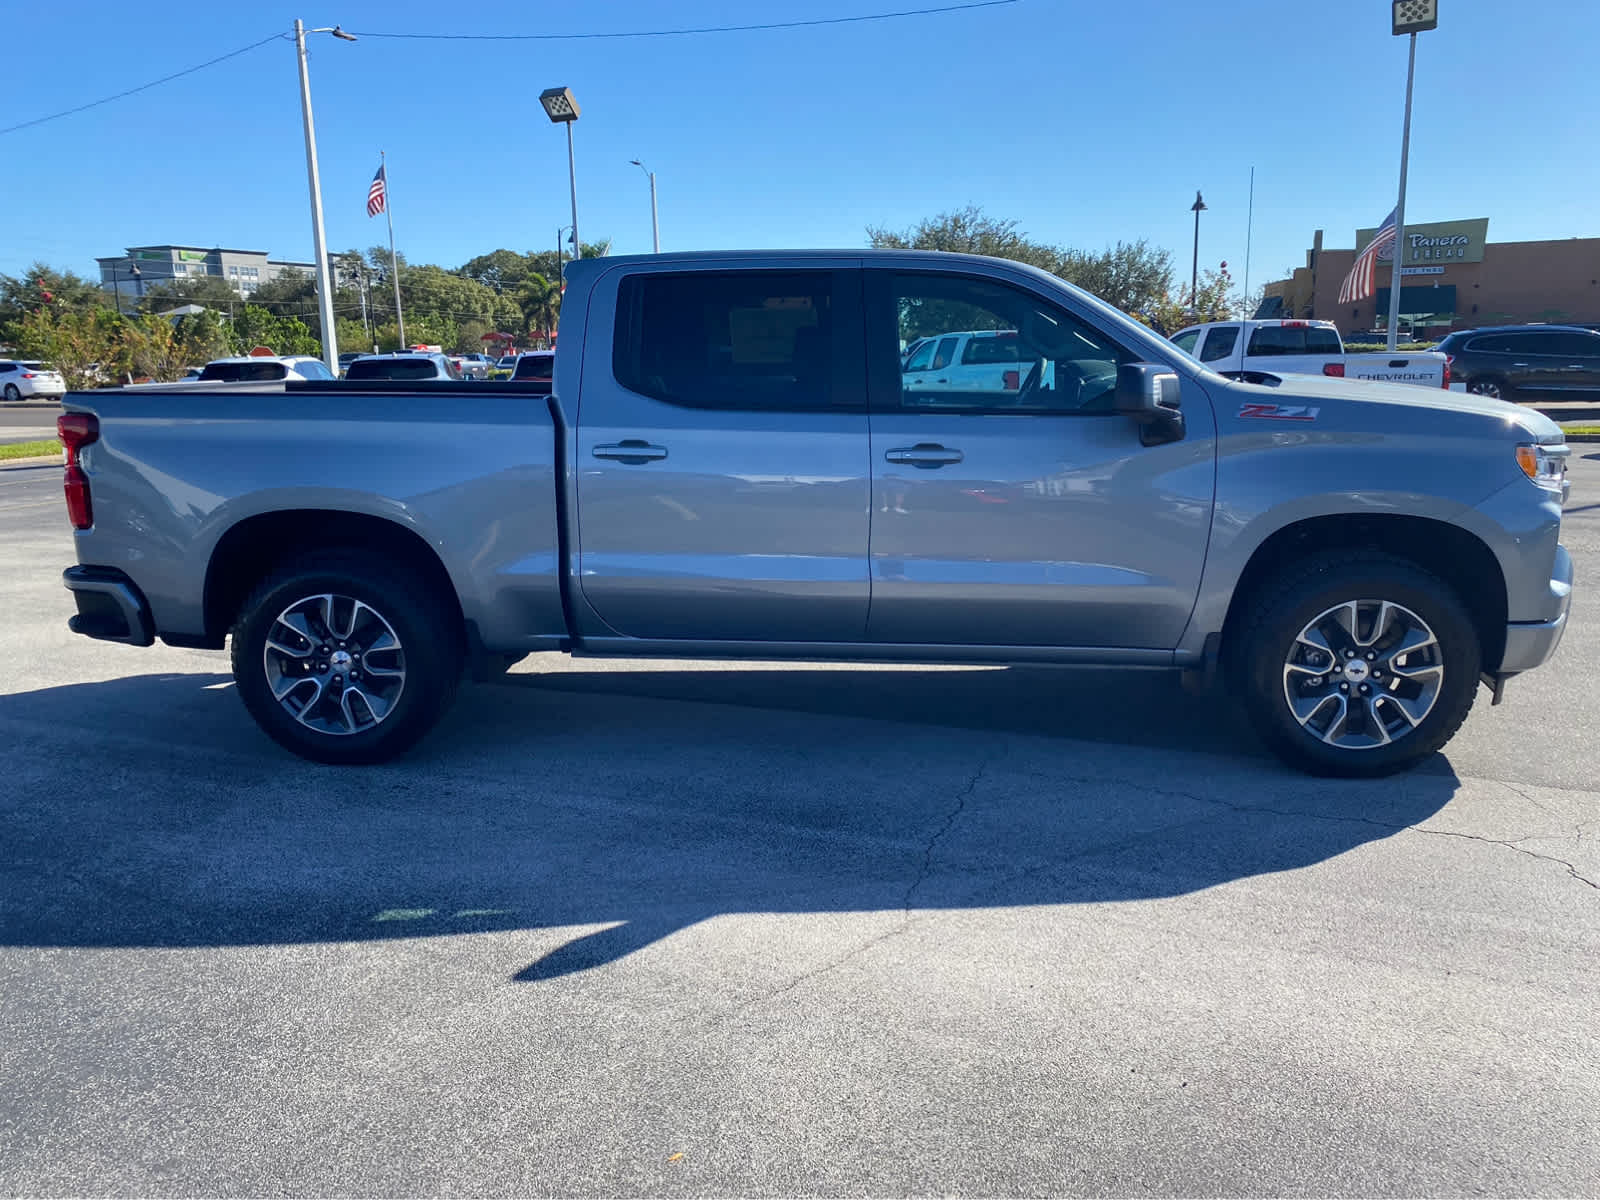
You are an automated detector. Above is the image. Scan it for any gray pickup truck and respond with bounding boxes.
[56,250,1573,776]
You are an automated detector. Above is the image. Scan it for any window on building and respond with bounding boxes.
[228,266,238,276]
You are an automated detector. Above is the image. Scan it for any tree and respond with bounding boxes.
[868,206,1061,272]
[516,274,562,347]
[170,309,231,366]
[1135,263,1236,335]
[137,273,242,314]
[15,306,127,388]
[1055,240,1174,315]
[0,264,111,342]
[228,306,320,357]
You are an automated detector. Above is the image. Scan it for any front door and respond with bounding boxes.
[863,268,1215,649]
[576,265,871,642]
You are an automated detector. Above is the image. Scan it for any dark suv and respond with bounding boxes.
[1435,325,1600,402]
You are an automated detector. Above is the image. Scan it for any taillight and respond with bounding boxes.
[57,412,98,530]
[1442,355,1453,389]
[21,371,36,379]
[1002,369,1020,390]
[1322,363,1346,378]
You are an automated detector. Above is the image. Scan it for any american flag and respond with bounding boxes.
[366,164,387,218]
[1338,208,1397,305]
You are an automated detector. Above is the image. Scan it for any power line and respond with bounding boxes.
[0,33,288,137]
[350,1,1019,41]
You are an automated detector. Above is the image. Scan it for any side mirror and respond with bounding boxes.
[1115,362,1185,445]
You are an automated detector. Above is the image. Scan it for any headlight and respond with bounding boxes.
[1516,442,1569,497]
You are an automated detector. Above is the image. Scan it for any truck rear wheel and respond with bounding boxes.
[1233,551,1480,777]
[230,550,463,764]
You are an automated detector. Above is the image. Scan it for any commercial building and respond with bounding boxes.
[1260,219,1600,338]
[97,245,316,307]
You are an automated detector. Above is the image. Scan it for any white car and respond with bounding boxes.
[0,360,67,401]
[901,330,1034,394]
[1170,319,1449,388]
[197,356,336,383]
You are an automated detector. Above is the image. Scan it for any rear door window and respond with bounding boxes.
[1199,326,1239,362]
[612,269,839,411]
[1170,330,1200,354]
[1245,325,1342,356]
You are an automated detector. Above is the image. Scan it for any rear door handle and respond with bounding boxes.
[885,443,963,468]
[593,439,668,464]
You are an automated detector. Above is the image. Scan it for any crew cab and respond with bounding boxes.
[1172,319,1449,387]
[55,250,1572,777]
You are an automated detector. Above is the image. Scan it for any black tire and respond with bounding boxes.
[230,549,463,764]
[3,384,19,402]
[1467,376,1511,402]
[1231,551,1480,777]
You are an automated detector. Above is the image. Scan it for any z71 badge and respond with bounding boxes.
[1237,402,1320,421]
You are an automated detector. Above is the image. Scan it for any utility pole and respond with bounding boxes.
[293,17,343,373]
[1189,191,1207,312]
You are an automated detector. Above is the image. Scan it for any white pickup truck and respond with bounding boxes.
[1171,319,1449,388]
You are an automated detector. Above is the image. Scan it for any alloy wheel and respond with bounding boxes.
[262,592,406,736]
[1281,599,1444,750]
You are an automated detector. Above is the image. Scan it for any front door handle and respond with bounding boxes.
[885,443,963,468]
[593,439,668,464]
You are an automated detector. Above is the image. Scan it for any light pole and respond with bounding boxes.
[629,159,660,253]
[293,19,357,374]
[1189,191,1207,312]
[540,87,581,259]
[1385,0,1437,351]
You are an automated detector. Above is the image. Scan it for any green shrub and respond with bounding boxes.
[1344,341,1437,352]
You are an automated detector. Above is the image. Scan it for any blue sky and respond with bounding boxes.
[4,0,1596,294]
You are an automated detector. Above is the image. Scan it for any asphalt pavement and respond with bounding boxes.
[1,459,1596,1196]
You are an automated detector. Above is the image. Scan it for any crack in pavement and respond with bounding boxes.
[734,754,1594,1011]
[750,742,1008,1004]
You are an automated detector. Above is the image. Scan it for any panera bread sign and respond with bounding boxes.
[1356,218,1489,265]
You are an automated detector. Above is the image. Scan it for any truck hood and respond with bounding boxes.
[1247,373,1566,442]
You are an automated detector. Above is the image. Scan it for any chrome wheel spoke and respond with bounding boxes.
[1282,598,1443,752]
[264,591,406,737]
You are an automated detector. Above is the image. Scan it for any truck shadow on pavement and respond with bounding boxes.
[0,669,1459,982]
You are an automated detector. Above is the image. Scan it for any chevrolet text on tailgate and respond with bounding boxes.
[57,250,1573,776]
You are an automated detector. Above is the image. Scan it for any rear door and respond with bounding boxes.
[863,267,1215,649]
[575,263,872,641]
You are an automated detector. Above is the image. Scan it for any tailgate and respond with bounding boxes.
[1344,352,1446,386]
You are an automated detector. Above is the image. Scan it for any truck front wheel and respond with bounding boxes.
[230,550,463,764]
[1233,551,1481,777]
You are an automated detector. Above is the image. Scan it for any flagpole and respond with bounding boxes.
[1385,31,1417,352]
[382,151,406,349]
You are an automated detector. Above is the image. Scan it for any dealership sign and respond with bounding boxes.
[1357,217,1489,265]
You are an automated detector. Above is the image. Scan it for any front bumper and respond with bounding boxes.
[62,565,155,646]
[1499,544,1573,673]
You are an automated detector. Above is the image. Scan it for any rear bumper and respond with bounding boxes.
[1499,544,1573,673]
[62,565,155,647]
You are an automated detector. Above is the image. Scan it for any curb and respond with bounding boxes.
[0,455,63,470]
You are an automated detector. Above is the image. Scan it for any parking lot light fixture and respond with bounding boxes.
[540,87,582,259]
[629,159,660,254]
[294,18,357,374]
[1385,0,1438,352]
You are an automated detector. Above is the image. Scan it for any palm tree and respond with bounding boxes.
[517,274,561,349]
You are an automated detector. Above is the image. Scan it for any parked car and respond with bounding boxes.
[455,352,495,380]
[344,353,463,381]
[1171,320,1449,387]
[901,330,1038,395]
[56,249,1572,777]
[1433,325,1600,402]
[198,356,336,383]
[510,351,554,382]
[0,360,66,401]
